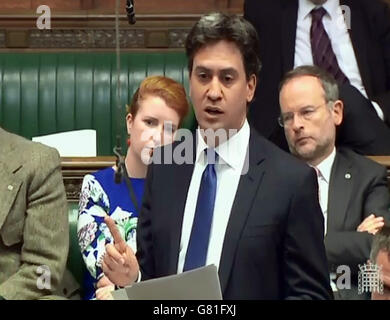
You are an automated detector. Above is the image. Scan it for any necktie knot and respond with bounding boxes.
[311,7,327,22]
[205,148,218,165]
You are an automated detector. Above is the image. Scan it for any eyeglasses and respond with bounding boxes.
[278,103,330,128]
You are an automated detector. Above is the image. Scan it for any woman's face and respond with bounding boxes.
[126,95,181,163]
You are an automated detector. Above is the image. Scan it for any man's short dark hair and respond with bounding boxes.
[279,65,339,103]
[185,12,262,80]
[370,225,390,262]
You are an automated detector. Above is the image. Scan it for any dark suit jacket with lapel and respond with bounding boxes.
[0,127,69,300]
[136,128,333,299]
[244,0,390,141]
[325,147,390,298]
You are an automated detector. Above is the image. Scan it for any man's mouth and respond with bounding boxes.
[205,106,223,116]
[296,136,311,144]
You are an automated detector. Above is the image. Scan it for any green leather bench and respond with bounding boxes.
[0,52,196,155]
[0,52,196,298]
[67,201,85,297]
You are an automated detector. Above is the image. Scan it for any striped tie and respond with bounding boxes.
[310,7,349,84]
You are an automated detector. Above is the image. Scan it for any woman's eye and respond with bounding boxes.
[164,126,175,135]
[144,119,155,126]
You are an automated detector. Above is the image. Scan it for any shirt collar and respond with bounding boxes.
[298,0,341,21]
[195,120,250,171]
[315,147,336,183]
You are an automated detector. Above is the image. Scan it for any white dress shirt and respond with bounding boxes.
[177,120,250,273]
[295,0,384,120]
[314,147,336,236]
[312,147,337,291]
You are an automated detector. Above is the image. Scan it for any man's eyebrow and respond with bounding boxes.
[219,67,238,74]
[194,66,210,72]
[194,66,238,73]
[300,105,316,109]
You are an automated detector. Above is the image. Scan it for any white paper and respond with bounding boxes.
[112,265,222,300]
[32,129,96,157]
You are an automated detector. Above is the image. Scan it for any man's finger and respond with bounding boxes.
[96,290,103,300]
[364,220,384,232]
[361,214,376,224]
[382,274,390,286]
[105,244,125,265]
[102,259,115,275]
[103,252,123,272]
[358,217,384,232]
[105,216,127,253]
[360,215,375,225]
[97,276,113,289]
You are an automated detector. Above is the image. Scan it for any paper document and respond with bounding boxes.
[112,265,222,300]
[32,129,96,156]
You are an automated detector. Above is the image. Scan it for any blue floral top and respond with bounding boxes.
[77,167,145,300]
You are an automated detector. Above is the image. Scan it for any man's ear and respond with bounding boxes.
[246,74,257,103]
[126,113,133,135]
[332,100,343,126]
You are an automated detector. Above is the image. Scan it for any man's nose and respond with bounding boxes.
[207,77,222,101]
[291,113,304,131]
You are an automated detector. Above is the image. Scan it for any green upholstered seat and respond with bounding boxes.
[67,201,86,294]
[0,52,196,155]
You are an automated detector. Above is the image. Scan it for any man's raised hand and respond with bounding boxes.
[102,215,139,287]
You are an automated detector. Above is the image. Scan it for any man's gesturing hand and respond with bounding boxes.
[357,214,384,235]
[102,216,139,287]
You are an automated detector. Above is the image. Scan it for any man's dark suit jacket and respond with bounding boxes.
[244,0,390,152]
[136,128,333,299]
[325,148,390,299]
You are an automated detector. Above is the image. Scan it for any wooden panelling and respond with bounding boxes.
[0,0,84,11]
[0,0,32,10]
[0,0,244,14]
[61,156,390,201]
[31,0,84,10]
[0,0,244,50]
[61,156,116,201]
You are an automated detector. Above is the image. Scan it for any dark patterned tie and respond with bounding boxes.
[183,148,217,271]
[310,7,349,84]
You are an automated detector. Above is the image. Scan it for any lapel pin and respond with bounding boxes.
[7,185,13,191]
[345,173,351,180]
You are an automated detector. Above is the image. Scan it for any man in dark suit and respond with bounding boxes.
[101,12,332,300]
[279,65,390,299]
[244,0,390,155]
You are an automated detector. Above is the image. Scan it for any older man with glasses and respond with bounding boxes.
[279,65,390,300]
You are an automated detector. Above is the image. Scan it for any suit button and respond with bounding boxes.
[7,185,13,191]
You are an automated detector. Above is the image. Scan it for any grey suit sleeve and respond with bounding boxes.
[284,169,333,300]
[325,166,390,274]
[0,148,68,300]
